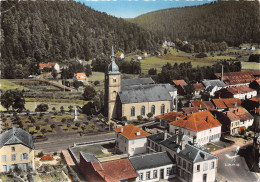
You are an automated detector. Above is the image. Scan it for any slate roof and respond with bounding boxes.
[155,112,185,122]
[147,132,171,143]
[121,77,155,90]
[181,107,199,115]
[178,144,217,163]
[202,79,226,88]
[119,84,176,104]
[0,128,35,149]
[129,151,175,170]
[169,110,222,132]
[114,124,150,139]
[80,152,99,162]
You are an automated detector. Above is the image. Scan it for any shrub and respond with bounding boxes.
[94,80,100,86]
[37,152,44,158]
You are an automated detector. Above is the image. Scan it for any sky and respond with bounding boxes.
[76,0,215,18]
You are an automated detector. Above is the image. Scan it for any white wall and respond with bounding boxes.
[240,118,254,129]
[191,159,217,182]
[234,91,257,100]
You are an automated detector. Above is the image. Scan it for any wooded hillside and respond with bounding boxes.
[1,0,159,78]
[130,1,260,45]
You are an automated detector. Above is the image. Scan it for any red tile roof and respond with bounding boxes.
[181,107,199,115]
[250,97,260,102]
[229,107,254,121]
[116,52,123,55]
[215,70,260,85]
[225,85,255,95]
[191,100,207,110]
[193,83,205,91]
[114,124,150,139]
[169,110,221,132]
[204,101,215,110]
[223,111,240,121]
[74,72,87,80]
[39,62,57,69]
[173,80,187,86]
[156,112,185,122]
[212,98,241,109]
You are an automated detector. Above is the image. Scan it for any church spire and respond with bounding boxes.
[111,46,115,58]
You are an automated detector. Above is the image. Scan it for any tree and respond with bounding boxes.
[51,69,58,79]
[31,118,36,124]
[61,118,67,124]
[94,81,100,86]
[35,104,49,112]
[148,68,157,75]
[36,126,40,132]
[82,86,96,100]
[84,64,92,77]
[164,48,167,55]
[81,124,86,132]
[60,106,65,114]
[147,112,153,120]
[50,124,56,130]
[73,80,81,90]
[137,115,143,122]
[75,122,81,128]
[1,89,25,112]
[41,128,47,136]
[121,116,127,122]
[67,123,71,129]
[68,105,73,113]
[44,118,49,123]
[184,83,194,100]
[52,107,56,113]
[82,102,96,115]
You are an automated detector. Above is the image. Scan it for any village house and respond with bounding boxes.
[242,97,260,114]
[212,98,242,112]
[0,128,35,172]
[79,152,137,182]
[229,107,254,130]
[133,55,142,60]
[115,52,124,59]
[181,107,199,115]
[73,72,87,83]
[163,41,175,47]
[104,47,178,120]
[129,152,176,181]
[147,132,217,182]
[142,51,148,57]
[39,62,60,72]
[202,79,226,96]
[215,85,257,100]
[169,110,222,146]
[193,83,205,96]
[249,79,260,93]
[190,100,215,111]
[114,124,150,156]
[155,112,185,130]
[173,80,188,95]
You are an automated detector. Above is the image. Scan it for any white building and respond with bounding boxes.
[229,107,254,130]
[169,110,222,146]
[114,124,150,156]
[133,55,142,60]
[202,79,227,96]
[115,52,125,59]
[129,152,176,182]
[216,85,257,100]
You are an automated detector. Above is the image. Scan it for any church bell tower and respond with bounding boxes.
[104,46,121,120]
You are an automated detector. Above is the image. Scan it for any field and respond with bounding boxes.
[0,79,29,91]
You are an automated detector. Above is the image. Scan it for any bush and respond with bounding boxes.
[195,52,207,58]
[37,152,44,158]
[94,80,100,86]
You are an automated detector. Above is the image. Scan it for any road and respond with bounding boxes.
[35,132,115,153]
[216,145,259,182]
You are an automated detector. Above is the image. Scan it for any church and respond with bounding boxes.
[104,47,178,121]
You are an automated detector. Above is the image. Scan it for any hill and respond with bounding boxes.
[129,1,260,46]
[1,0,159,78]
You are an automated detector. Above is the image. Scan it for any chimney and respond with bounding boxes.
[234,101,237,108]
[136,130,141,136]
[176,135,179,144]
[121,127,123,133]
[164,130,168,140]
[200,104,202,108]
[205,116,208,122]
[189,103,191,107]
[181,139,186,150]
[221,65,224,81]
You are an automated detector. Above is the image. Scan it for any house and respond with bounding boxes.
[115,52,124,59]
[173,80,188,95]
[163,41,175,47]
[249,79,260,93]
[215,85,257,100]
[79,152,137,182]
[214,70,260,86]
[193,83,205,96]
[114,124,150,156]
[169,110,222,146]
[242,97,260,114]
[251,46,256,51]
[105,48,178,120]
[73,72,87,82]
[155,112,185,130]
[190,100,208,111]
[181,107,199,115]
[39,62,60,72]
[0,128,35,172]
[252,133,260,168]
[147,132,217,182]
[129,152,176,181]
[212,98,242,112]
[183,41,188,45]
[229,107,254,130]
[142,51,148,57]
[133,55,142,60]
[202,79,226,96]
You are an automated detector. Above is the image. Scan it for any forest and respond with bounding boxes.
[1,0,159,78]
[130,1,260,46]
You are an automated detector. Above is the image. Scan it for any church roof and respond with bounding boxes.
[107,61,120,75]
[121,77,155,90]
[119,84,176,104]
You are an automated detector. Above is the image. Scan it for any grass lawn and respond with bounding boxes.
[204,143,223,152]
[52,114,84,122]
[0,79,29,91]
[61,123,98,132]
[71,142,115,161]
[241,61,260,70]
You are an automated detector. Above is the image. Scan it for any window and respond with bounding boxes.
[139,173,143,180]
[178,158,181,165]
[203,174,207,182]
[21,153,29,160]
[188,163,192,172]
[113,77,117,82]
[3,165,7,172]
[11,147,15,152]
[153,170,158,178]
[11,154,16,161]
[141,106,145,116]
[131,107,135,117]
[210,161,214,169]
[166,167,171,176]
[132,140,135,144]
[2,155,7,162]
[146,171,151,179]
[151,105,155,115]
[183,160,186,169]
[112,91,117,98]
[161,104,165,114]
[197,165,200,172]
[203,163,208,171]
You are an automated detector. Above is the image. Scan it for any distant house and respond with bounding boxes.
[76,59,83,65]
[183,41,188,45]
[0,128,35,172]
[193,83,205,96]
[212,98,242,112]
[251,46,256,51]
[190,100,215,111]
[155,112,185,130]
[215,85,257,100]
[114,124,150,156]
[181,107,199,115]
[73,72,87,82]
[173,80,188,95]
[169,110,222,146]
[115,52,124,59]
[163,41,175,47]
[133,55,142,60]
[39,62,60,72]
[142,51,148,57]
[202,79,227,96]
